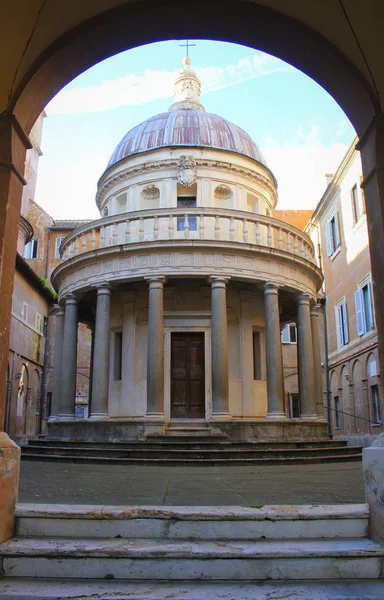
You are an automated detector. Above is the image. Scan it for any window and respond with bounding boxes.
[113,331,123,381]
[290,393,300,419]
[325,212,340,256]
[54,237,65,259]
[351,184,362,225]
[372,385,382,425]
[46,392,52,418]
[24,238,38,259]
[177,197,197,231]
[336,300,349,348]
[21,301,28,322]
[253,331,262,380]
[359,176,366,214]
[103,207,108,218]
[35,312,43,333]
[334,396,340,428]
[355,280,375,335]
[281,323,297,344]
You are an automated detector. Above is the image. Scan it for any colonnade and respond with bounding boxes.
[49,278,323,421]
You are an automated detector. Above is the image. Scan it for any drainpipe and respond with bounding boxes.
[44,227,51,280]
[320,296,333,438]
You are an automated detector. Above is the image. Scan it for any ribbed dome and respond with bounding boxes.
[106,110,268,170]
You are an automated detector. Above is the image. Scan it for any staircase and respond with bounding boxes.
[1,503,384,599]
[19,437,362,465]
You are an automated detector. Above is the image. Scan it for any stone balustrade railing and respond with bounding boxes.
[60,208,316,264]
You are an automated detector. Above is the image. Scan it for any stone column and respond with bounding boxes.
[209,276,230,416]
[87,326,95,415]
[297,293,317,419]
[311,303,325,419]
[146,276,166,416]
[50,305,65,419]
[59,294,78,418]
[264,282,286,419]
[90,285,112,419]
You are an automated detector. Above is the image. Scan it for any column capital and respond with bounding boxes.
[53,304,65,317]
[63,293,78,306]
[310,303,322,317]
[208,276,230,288]
[96,283,112,296]
[145,275,166,288]
[297,292,312,306]
[264,281,280,295]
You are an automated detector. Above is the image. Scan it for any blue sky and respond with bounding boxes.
[34,40,356,219]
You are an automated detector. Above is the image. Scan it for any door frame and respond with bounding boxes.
[164,325,211,421]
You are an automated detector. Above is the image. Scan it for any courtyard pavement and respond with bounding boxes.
[19,460,365,505]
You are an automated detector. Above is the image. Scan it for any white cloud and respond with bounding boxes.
[263,142,349,210]
[46,53,292,115]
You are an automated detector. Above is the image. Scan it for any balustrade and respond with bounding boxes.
[60,208,316,264]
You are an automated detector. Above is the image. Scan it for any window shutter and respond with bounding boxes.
[334,212,340,248]
[325,221,333,256]
[342,303,349,344]
[354,289,366,335]
[367,282,375,330]
[337,305,344,347]
[55,237,62,258]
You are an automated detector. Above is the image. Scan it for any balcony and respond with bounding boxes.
[60,208,316,263]
[53,208,322,298]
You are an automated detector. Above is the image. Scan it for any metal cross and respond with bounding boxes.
[179,40,196,58]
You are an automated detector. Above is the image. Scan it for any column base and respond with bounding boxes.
[210,411,232,421]
[146,411,165,420]
[0,433,20,543]
[89,413,109,420]
[266,411,287,420]
[300,413,319,420]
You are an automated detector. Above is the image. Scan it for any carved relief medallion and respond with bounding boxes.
[177,155,197,187]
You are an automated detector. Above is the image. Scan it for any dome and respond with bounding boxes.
[106,110,268,170]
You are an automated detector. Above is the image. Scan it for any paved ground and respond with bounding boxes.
[19,460,365,505]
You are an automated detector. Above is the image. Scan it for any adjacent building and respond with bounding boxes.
[306,139,383,445]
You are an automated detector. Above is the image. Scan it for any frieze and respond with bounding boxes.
[178,253,194,266]
[53,247,321,301]
[157,253,172,267]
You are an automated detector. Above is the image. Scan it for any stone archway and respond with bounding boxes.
[2,0,384,542]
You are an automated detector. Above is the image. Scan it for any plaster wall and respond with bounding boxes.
[307,148,383,440]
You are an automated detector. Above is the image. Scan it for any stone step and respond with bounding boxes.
[20,451,362,465]
[14,504,369,540]
[2,578,384,600]
[20,444,362,458]
[1,537,382,580]
[24,437,351,448]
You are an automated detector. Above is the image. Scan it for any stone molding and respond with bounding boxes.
[19,215,34,245]
[54,244,321,303]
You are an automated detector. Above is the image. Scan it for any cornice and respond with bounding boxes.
[96,158,277,209]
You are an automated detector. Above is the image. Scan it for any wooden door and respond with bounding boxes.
[171,332,205,418]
